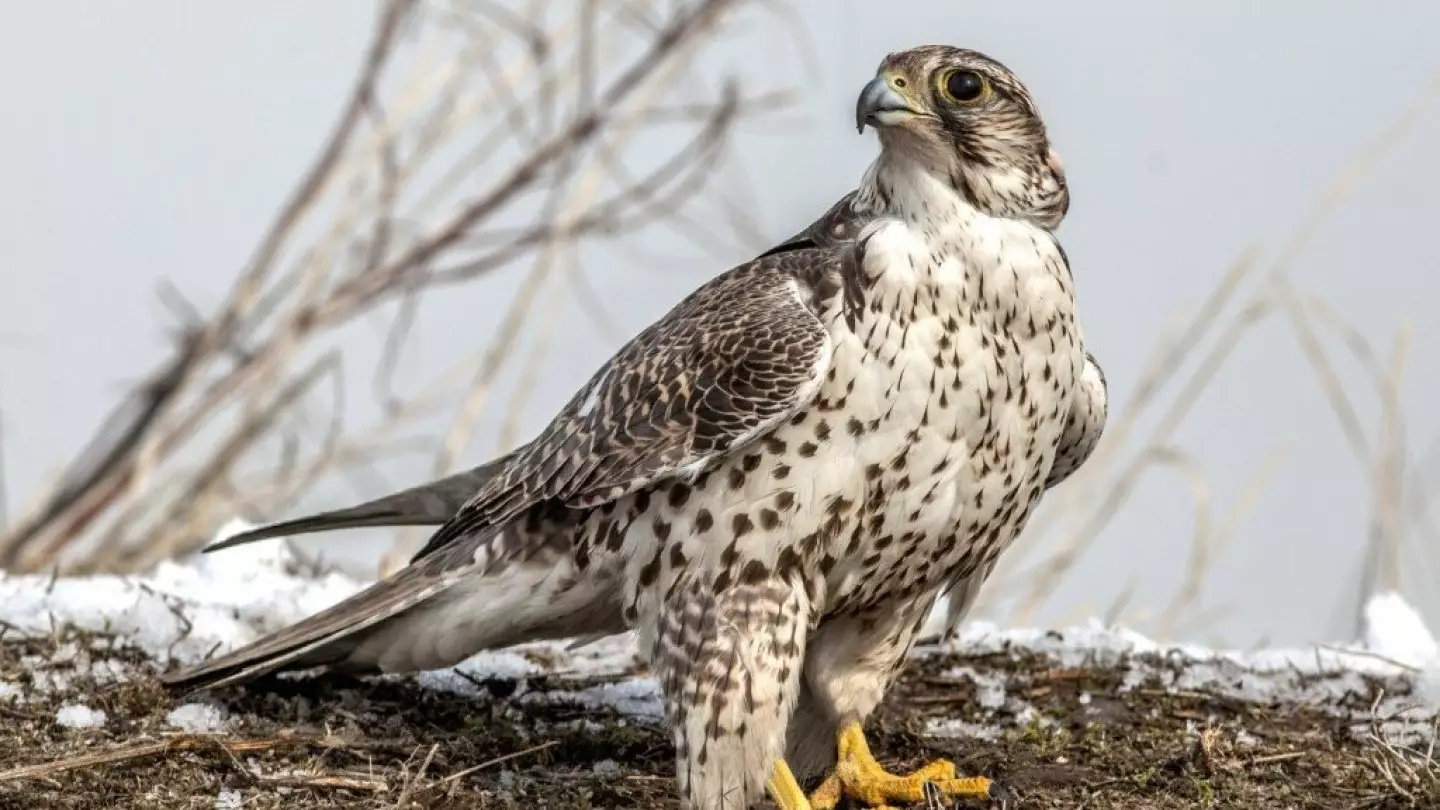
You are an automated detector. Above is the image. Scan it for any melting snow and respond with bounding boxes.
[593,759,621,776]
[166,702,229,733]
[0,518,363,669]
[939,665,1009,710]
[1362,590,1439,669]
[924,718,1005,741]
[55,703,107,729]
[0,517,1436,745]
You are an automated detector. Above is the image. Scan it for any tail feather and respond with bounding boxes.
[162,514,626,694]
[159,563,464,692]
[204,458,511,555]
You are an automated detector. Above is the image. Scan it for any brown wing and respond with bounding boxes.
[201,191,872,560]
[162,248,844,692]
[409,250,840,559]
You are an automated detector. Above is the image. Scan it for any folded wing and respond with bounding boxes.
[162,248,843,692]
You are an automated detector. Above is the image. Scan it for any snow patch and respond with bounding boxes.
[55,703,106,729]
[1362,590,1439,669]
[922,614,1439,743]
[1,519,1437,739]
[593,759,621,776]
[0,519,364,669]
[939,665,1009,711]
[924,718,1005,740]
[539,677,665,719]
[166,702,229,733]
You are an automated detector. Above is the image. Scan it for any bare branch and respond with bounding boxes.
[0,0,786,573]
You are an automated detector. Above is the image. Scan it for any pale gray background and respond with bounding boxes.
[2,1,1438,649]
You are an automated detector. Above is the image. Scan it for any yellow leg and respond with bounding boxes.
[808,723,995,809]
[767,759,813,810]
[808,773,842,809]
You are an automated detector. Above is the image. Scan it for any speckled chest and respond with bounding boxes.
[611,209,1081,626]
[794,212,1081,613]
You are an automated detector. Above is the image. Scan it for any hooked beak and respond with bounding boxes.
[855,73,919,133]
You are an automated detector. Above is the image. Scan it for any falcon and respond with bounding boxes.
[164,45,1108,810]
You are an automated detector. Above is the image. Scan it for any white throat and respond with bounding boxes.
[855,150,973,227]
[846,148,1071,331]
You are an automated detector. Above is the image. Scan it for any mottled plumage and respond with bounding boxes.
[165,45,1107,810]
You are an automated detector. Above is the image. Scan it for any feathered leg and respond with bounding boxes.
[646,576,810,810]
[799,605,1001,809]
[783,681,841,782]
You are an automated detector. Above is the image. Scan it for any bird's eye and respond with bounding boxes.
[939,69,986,105]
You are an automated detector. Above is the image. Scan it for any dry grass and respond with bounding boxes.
[1,626,1432,809]
[1359,720,1440,808]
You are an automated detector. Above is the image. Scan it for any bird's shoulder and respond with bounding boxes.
[759,191,871,257]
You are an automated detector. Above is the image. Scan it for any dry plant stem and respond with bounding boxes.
[1294,293,1440,608]
[1008,294,1274,624]
[0,733,350,784]
[413,740,559,796]
[318,1,737,314]
[989,250,1258,607]
[385,21,734,569]
[496,268,569,456]
[0,0,418,569]
[1356,327,1411,604]
[987,73,1440,636]
[392,743,439,807]
[0,0,778,574]
[1163,444,1287,639]
[381,258,558,574]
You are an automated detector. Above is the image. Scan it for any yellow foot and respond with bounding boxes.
[807,723,999,809]
[767,759,814,810]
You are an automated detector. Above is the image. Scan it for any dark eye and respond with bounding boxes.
[942,69,986,104]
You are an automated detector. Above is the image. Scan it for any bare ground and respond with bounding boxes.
[0,626,1432,810]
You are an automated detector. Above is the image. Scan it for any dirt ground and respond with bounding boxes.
[0,626,1432,810]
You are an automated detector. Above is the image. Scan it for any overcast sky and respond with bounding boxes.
[2,1,1438,649]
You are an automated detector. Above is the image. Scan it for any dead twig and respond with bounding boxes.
[0,732,346,784]
[0,0,796,575]
[413,740,559,796]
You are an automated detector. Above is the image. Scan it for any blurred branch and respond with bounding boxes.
[0,0,789,574]
[0,404,8,531]
[982,70,1440,641]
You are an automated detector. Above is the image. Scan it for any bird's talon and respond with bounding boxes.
[906,758,959,783]
[811,723,996,808]
[808,773,842,810]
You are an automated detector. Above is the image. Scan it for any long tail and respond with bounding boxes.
[204,457,512,555]
[163,515,624,693]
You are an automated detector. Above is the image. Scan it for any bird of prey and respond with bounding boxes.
[165,45,1107,810]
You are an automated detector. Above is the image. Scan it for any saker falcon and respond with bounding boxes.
[165,45,1108,810]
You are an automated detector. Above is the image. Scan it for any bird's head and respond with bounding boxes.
[856,46,1068,229]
